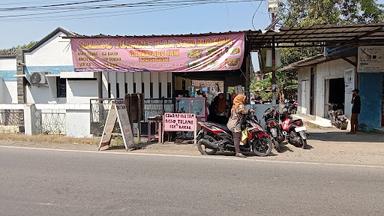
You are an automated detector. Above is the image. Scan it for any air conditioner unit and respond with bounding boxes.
[30,72,48,85]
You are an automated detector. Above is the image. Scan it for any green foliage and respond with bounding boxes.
[279,0,384,27]
[0,41,37,56]
[251,73,272,101]
[278,0,384,66]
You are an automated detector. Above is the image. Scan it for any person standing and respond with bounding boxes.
[227,94,248,158]
[350,89,361,134]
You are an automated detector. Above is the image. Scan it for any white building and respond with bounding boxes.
[296,56,356,119]
[0,28,174,137]
[286,48,384,131]
[0,54,17,104]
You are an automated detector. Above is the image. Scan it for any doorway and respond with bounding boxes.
[327,78,345,112]
[381,74,384,127]
[310,68,315,115]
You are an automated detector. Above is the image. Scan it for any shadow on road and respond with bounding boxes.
[308,131,384,143]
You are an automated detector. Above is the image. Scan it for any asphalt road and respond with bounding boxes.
[1,147,384,216]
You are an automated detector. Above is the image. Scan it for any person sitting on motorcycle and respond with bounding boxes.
[227,93,250,158]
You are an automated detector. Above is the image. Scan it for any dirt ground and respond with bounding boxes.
[1,127,384,166]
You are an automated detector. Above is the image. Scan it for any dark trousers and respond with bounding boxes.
[233,132,241,154]
[351,113,359,133]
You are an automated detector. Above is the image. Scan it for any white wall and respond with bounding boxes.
[0,79,18,104]
[0,58,16,70]
[26,76,66,104]
[297,68,311,115]
[0,58,17,103]
[67,79,98,104]
[34,103,91,137]
[66,109,91,138]
[315,58,355,118]
[298,58,355,118]
[23,30,75,104]
[24,32,73,66]
[101,71,173,99]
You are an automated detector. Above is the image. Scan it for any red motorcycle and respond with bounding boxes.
[280,112,308,149]
[196,111,273,157]
[263,108,285,152]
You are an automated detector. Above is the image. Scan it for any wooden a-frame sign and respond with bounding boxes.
[98,100,135,151]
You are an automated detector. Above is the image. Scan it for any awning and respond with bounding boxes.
[247,23,384,49]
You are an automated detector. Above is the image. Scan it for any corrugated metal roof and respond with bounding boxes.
[0,49,17,58]
[66,23,384,49]
[66,30,248,38]
[247,23,384,49]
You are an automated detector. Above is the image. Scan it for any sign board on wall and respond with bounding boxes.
[358,46,384,73]
[71,33,244,73]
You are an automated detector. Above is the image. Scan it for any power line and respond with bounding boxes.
[0,0,257,11]
[0,0,116,11]
[0,0,262,21]
[251,0,264,30]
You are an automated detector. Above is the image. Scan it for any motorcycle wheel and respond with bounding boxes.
[273,139,282,153]
[253,138,273,157]
[197,136,218,155]
[300,137,308,149]
[288,131,301,147]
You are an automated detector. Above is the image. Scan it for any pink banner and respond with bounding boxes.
[163,113,196,132]
[70,33,244,72]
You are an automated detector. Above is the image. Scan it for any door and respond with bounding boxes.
[310,68,315,115]
[382,75,384,127]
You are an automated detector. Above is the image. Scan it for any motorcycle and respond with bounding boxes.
[284,100,298,115]
[328,104,348,130]
[280,111,309,149]
[263,108,284,152]
[196,111,273,157]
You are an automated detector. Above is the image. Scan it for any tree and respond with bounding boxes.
[0,41,37,56]
[280,0,384,27]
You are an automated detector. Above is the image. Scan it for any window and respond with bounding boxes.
[108,83,111,98]
[142,82,145,95]
[116,83,120,98]
[159,84,162,98]
[133,83,136,93]
[150,82,153,98]
[56,77,66,98]
[167,82,172,98]
[125,83,128,94]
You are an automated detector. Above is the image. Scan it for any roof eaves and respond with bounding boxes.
[66,30,249,38]
[24,27,74,53]
[0,54,16,58]
[278,54,324,72]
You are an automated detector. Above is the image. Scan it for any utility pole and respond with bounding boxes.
[268,0,279,106]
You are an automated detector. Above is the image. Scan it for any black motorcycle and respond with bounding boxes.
[328,104,348,130]
[196,112,273,157]
[263,108,284,152]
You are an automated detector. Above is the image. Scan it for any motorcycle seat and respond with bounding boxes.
[205,122,232,134]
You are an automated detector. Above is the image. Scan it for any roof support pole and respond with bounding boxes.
[271,35,277,106]
[16,49,25,104]
[245,53,251,102]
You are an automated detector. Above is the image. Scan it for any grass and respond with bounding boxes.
[0,133,99,145]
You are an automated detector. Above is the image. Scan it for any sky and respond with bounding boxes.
[0,0,271,49]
